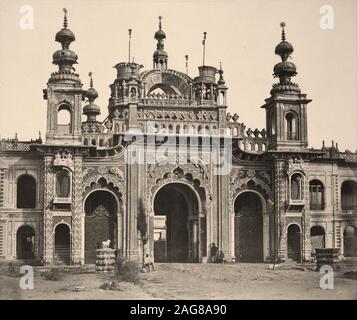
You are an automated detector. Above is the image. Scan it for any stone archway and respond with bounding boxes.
[153,183,201,262]
[16,225,35,260]
[234,192,264,262]
[344,226,357,257]
[310,226,325,257]
[287,224,301,262]
[84,190,118,264]
[54,224,71,265]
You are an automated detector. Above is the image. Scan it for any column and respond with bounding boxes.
[126,150,139,261]
[71,154,84,265]
[43,155,54,264]
[274,159,287,262]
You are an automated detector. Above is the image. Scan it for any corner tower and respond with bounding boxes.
[43,9,83,145]
[262,22,311,150]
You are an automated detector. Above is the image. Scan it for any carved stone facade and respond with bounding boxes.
[0,13,357,264]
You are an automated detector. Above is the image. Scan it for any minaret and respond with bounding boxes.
[261,22,311,150]
[153,16,168,70]
[44,8,83,145]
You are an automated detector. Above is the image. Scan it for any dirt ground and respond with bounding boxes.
[0,262,356,300]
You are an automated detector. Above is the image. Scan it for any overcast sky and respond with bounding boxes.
[0,0,356,151]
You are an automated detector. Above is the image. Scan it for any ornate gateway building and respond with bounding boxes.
[0,12,356,265]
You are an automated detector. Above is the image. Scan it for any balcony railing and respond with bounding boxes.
[310,203,324,211]
[341,205,357,212]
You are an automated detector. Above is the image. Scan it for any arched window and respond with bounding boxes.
[83,139,88,146]
[99,139,104,147]
[56,171,70,198]
[291,173,303,200]
[92,139,96,146]
[176,125,180,134]
[57,105,72,134]
[309,180,324,210]
[17,175,36,208]
[130,87,137,97]
[341,181,357,211]
[285,112,298,140]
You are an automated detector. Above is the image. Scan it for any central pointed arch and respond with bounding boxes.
[152,182,202,262]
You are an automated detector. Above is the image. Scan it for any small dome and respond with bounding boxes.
[273,61,297,77]
[275,40,294,56]
[155,29,166,41]
[153,49,168,58]
[83,103,100,115]
[52,49,78,64]
[85,87,99,101]
[55,28,75,45]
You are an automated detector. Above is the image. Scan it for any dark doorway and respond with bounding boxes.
[84,191,118,264]
[310,226,325,257]
[287,224,301,262]
[344,226,357,257]
[153,183,199,262]
[16,225,35,259]
[17,175,36,208]
[234,192,263,262]
[54,224,70,265]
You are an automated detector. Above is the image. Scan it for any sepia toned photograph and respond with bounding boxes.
[0,0,356,305]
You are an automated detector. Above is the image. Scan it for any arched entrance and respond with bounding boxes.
[16,225,35,259]
[153,183,200,262]
[234,192,263,262]
[54,224,70,265]
[84,190,118,264]
[344,226,357,257]
[310,226,325,256]
[287,224,301,262]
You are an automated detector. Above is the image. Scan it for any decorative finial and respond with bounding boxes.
[128,29,132,62]
[38,130,41,139]
[185,54,189,74]
[202,32,207,66]
[63,8,68,29]
[280,21,286,41]
[88,72,93,88]
[15,133,18,140]
[158,16,162,30]
[218,62,225,85]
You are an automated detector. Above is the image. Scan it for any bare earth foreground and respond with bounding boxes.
[0,262,356,300]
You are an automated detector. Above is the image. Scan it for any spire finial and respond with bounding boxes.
[202,32,207,66]
[63,8,68,29]
[280,21,286,41]
[128,29,132,63]
[88,72,93,88]
[219,61,222,70]
[158,16,162,30]
[185,55,189,74]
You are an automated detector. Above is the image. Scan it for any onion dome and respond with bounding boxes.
[273,61,297,77]
[155,16,166,41]
[83,72,100,121]
[52,9,78,72]
[275,22,294,61]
